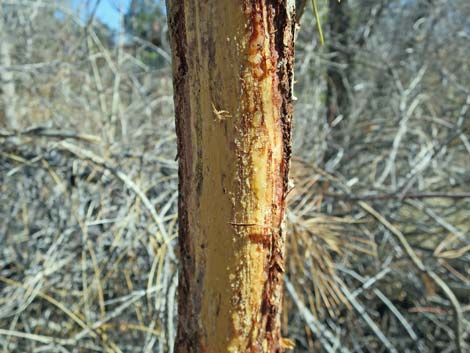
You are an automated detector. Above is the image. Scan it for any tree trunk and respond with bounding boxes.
[0,5,18,129]
[326,0,350,126]
[166,1,295,352]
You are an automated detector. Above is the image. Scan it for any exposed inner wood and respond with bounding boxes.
[166,1,295,352]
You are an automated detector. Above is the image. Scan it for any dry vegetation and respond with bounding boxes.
[1,1,469,352]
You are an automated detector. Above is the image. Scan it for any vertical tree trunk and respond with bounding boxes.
[166,1,295,352]
[326,0,350,126]
[0,5,18,129]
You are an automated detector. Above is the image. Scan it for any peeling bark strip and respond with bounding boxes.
[166,1,295,352]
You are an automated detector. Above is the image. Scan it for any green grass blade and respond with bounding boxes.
[311,0,325,45]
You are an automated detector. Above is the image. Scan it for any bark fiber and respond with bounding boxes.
[166,1,295,352]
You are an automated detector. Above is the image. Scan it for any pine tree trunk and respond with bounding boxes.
[166,1,295,352]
